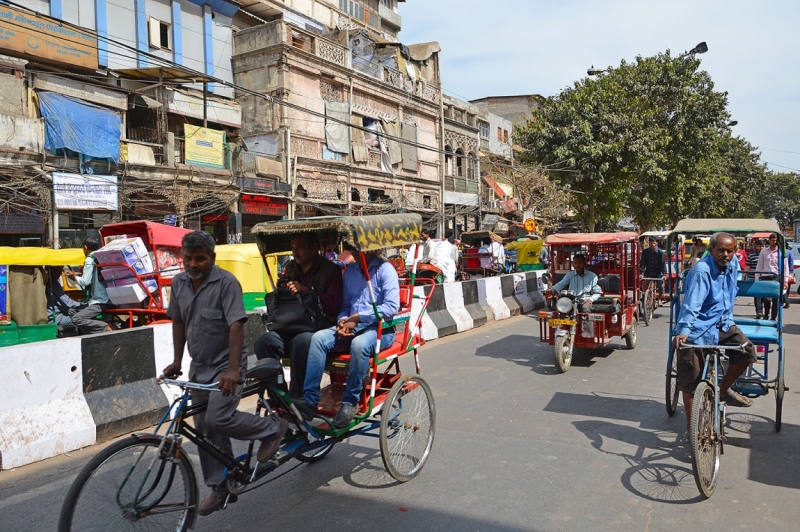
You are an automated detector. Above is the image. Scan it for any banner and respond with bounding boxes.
[184,125,226,168]
[0,6,98,69]
[239,194,288,217]
[53,173,118,211]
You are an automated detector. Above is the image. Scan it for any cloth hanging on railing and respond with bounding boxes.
[324,100,350,154]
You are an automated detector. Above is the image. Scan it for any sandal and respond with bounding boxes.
[722,389,753,408]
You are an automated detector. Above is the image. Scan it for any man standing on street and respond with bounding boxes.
[162,231,286,516]
[754,232,788,321]
[673,232,757,434]
[65,236,113,334]
[641,237,667,301]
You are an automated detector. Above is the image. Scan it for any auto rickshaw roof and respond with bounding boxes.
[667,219,783,247]
[640,231,671,238]
[251,214,422,254]
[545,232,640,245]
[0,247,85,266]
[459,231,503,245]
[100,221,192,248]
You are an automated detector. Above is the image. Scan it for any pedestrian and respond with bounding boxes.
[161,231,287,516]
[754,232,789,321]
[748,239,765,318]
[783,243,795,309]
[64,236,113,334]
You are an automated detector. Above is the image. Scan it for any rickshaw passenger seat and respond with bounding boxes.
[736,323,779,345]
[597,277,608,294]
[736,280,781,299]
[605,274,620,293]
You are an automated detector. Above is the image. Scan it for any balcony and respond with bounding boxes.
[445,175,478,194]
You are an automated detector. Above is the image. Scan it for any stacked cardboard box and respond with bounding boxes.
[94,238,156,305]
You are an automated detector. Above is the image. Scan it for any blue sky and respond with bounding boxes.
[399,0,800,173]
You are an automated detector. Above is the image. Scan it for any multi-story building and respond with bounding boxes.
[231,0,444,234]
[442,94,480,237]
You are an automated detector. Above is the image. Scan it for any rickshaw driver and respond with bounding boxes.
[297,247,400,427]
[547,253,602,308]
[641,237,667,300]
[673,232,758,432]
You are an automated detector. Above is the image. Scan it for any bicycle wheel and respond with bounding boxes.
[775,351,785,432]
[644,287,654,326]
[379,374,436,482]
[295,437,336,463]
[665,346,680,416]
[689,382,720,498]
[58,435,198,532]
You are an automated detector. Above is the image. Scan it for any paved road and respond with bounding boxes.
[2,299,799,531]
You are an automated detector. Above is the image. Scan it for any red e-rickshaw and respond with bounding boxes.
[538,232,641,372]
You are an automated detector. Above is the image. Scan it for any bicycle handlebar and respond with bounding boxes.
[680,342,748,352]
[157,378,222,391]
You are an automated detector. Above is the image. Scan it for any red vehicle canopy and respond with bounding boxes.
[100,221,192,248]
[545,232,639,245]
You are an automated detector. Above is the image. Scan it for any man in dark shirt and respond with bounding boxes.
[640,238,667,298]
[162,232,286,516]
[254,232,343,399]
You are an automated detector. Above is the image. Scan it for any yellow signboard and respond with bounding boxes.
[524,218,537,232]
[184,125,226,168]
[0,6,98,69]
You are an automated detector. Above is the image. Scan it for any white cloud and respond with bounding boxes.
[400,0,800,171]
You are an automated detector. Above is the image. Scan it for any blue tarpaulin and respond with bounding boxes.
[37,91,121,162]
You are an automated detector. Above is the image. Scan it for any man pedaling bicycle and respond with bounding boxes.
[672,232,758,435]
[641,237,667,302]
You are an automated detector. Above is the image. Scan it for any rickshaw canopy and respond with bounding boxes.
[0,247,85,266]
[545,232,640,245]
[251,214,422,255]
[640,231,671,239]
[459,230,502,246]
[667,219,783,247]
[99,220,192,248]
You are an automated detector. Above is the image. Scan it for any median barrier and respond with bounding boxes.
[423,283,458,338]
[500,275,522,316]
[0,337,95,470]
[461,279,488,327]
[442,281,474,333]
[525,272,547,309]
[511,273,535,313]
[477,276,511,321]
[81,328,169,442]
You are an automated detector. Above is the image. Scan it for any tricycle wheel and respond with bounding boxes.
[295,438,336,463]
[553,334,573,373]
[666,346,680,416]
[775,351,785,432]
[624,318,638,349]
[644,288,654,326]
[379,374,435,482]
[689,381,720,498]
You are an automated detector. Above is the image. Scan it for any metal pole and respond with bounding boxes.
[202,81,208,128]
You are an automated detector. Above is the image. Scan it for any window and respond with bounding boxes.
[503,130,509,144]
[497,127,502,141]
[479,122,489,139]
[148,17,171,50]
[423,195,431,208]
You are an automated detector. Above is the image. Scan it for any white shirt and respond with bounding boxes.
[489,241,505,265]
[421,238,439,266]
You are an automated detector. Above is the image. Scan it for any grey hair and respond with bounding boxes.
[709,232,735,250]
[182,231,216,255]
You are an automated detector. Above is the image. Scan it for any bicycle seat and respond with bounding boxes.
[246,358,283,380]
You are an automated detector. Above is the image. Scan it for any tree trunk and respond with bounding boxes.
[587,202,596,233]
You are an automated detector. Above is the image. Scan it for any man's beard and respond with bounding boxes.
[186,269,206,280]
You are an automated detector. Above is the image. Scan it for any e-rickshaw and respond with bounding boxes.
[460,230,504,277]
[538,233,641,372]
[59,214,436,532]
[665,219,786,498]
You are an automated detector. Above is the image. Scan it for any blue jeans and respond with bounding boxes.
[303,324,395,407]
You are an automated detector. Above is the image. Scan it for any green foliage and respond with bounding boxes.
[516,51,766,231]
[760,172,800,228]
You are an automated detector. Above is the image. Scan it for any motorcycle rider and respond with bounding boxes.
[547,253,601,308]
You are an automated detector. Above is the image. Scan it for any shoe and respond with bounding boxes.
[721,389,753,408]
[332,403,358,428]
[198,489,238,516]
[756,314,764,320]
[292,398,317,421]
[784,304,790,309]
[257,418,288,462]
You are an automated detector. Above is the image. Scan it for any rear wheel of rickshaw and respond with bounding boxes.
[553,334,573,373]
[665,347,680,416]
[624,318,638,349]
[295,438,336,463]
[644,287,654,326]
[775,352,785,432]
[379,375,436,482]
[689,381,720,499]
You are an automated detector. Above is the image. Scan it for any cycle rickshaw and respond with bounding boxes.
[665,219,786,498]
[538,232,641,372]
[639,230,674,326]
[58,214,436,531]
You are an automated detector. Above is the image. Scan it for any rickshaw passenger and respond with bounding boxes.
[547,253,601,307]
[64,236,113,334]
[673,232,758,433]
[254,233,343,400]
[46,267,85,334]
[297,248,400,427]
[641,238,667,297]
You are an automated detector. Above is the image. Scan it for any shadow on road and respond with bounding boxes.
[474,334,628,375]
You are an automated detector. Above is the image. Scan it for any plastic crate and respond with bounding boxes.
[17,323,57,344]
[0,322,18,347]
[242,292,267,312]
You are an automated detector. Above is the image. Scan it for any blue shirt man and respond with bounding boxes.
[299,251,400,428]
[549,253,601,303]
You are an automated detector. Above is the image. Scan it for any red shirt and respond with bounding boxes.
[736,250,747,270]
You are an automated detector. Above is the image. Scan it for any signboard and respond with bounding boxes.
[0,6,98,69]
[238,194,289,217]
[237,177,292,193]
[202,214,228,224]
[0,213,45,234]
[53,173,118,211]
[163,214,177,227]
[184,125,226,168]
[524,218,537,232]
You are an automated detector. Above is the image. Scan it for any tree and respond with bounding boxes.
[516,51,761,230]
[500,165,569,231]
[760,172,800,228]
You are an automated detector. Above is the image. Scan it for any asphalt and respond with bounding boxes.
[1,296,799,532]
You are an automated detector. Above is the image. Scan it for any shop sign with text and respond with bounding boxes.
[184,125,226,168]
[53,173,118,211]
[239,194,288,217]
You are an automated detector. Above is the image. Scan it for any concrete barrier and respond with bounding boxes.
[461,279,488,327]
[525,272,547,309]
[410,285,438,341]
[500,275,522,316]
[424,284,458,338]
[511,273,535,313]
[442,281,474,332]
[151,323,193,409]
[81,329,169,442]
[0,337,96,470]
[477,276,511,321]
